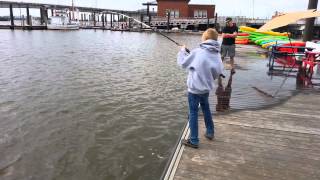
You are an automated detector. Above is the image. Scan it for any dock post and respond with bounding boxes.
[29,15,33,27]
[128,16,131,29]
[40,7,44,25]
[303,0,318,41]
[102,14,105,28]
[147,5,151,26]
[111,14,113,28]
[26,6,31,26]
[40,7,48,25]
[105,14,107,27]
[167,11,170,31]
[117,14,119,28]
[9,4,14,29]
[93,12,96,26]
[140,14,143,29]
[22,15,25,28]
[44,8,48,26]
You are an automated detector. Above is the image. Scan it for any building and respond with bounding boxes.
[142,0,216,30]
[157,0,215,19]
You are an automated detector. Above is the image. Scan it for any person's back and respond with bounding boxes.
[177,28,224,148]
[177,36,223,94]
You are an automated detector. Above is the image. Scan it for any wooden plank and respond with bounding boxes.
[172,91,320,180]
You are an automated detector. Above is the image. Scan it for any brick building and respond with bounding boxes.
[157,0,215,19]
[141,0,216,30]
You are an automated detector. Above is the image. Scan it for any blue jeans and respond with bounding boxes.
[188,92,214,145]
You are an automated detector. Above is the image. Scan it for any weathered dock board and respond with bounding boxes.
[167,90,320,180]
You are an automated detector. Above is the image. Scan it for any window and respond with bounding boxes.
[194,10,199,18]
[175,10,180,18]
[166,9,180,18]
[194,10,208,18]
[202,11,207,18]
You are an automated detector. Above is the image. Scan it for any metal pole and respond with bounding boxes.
[303,0,318,41]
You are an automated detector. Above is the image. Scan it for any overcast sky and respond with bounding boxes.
[0,0,316,18]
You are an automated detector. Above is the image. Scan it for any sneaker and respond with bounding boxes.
[181,139,199,149]
[205,134,215,140]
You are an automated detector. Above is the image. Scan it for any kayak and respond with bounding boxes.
[240,26,289,37]
[236,41,249,44]
[236,36,250,40]
[237,32,250,36]
[277,42,306,53]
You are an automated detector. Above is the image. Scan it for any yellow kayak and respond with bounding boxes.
[239,26,257,32]
[239,26,289,37]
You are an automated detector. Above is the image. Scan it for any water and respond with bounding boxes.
[0,30,318,180]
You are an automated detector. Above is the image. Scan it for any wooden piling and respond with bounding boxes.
[140,14,143,29]
[93,12,96,26]
[102,14,105,28]
[40,7,43,25]
[26,6,31,26]
[111,14,114,28]
[9,4,14,29]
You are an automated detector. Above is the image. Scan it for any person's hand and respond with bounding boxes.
[180,45,186,51]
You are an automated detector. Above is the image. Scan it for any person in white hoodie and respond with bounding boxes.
[177,28,224,148]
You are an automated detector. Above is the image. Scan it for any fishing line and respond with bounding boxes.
[103,11,190,52]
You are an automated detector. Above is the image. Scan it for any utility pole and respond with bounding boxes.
[303,0,318,41]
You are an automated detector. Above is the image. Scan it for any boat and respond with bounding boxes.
[47,0,79,30]
[47,15,79,30]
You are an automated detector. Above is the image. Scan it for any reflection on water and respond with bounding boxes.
[215,69,235,112]
[0,30,318,180]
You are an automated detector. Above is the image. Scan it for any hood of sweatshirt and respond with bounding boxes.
[200,39,221,53]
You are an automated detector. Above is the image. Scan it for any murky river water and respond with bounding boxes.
[0,30,318,180]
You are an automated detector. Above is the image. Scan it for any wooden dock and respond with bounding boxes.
[163,90,320,180]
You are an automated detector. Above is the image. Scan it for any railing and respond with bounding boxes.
[149,16,215,26]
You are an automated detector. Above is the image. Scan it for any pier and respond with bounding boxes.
[162,90,320,180]
[0,1,142,30]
